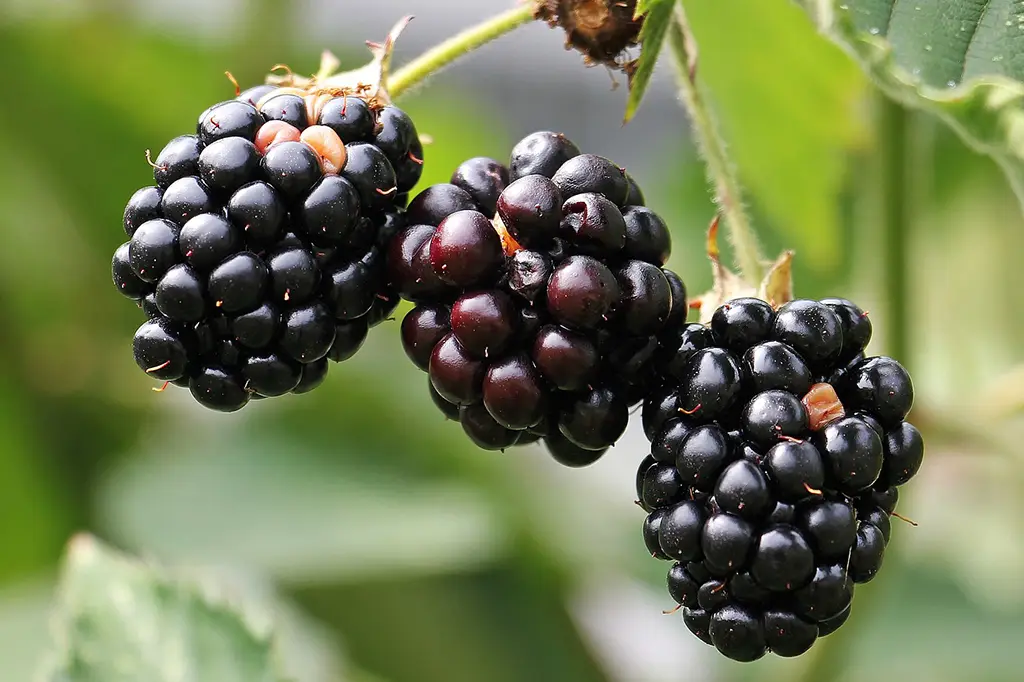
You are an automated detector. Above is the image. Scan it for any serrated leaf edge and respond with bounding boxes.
[806,1,1024,200]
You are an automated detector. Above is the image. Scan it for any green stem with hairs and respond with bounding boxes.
[667,2,765,283]
[388,4,537,99]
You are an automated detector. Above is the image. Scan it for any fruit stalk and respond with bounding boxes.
[667,4,765,284]
[388,4,538,98]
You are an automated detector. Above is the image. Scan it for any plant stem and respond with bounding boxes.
[667,3,764,283]
[880,97,911,364]
[388,4,537,99]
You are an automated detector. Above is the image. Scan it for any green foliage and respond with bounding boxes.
[46,536,289,682]
[803,1,1024,208]
[0,2,1022,682]
[624,0,675,122]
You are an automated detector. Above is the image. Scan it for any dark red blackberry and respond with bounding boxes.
[701,513,755,575]
[153,136,201,189]
[189,365,250,412]
[429,210,503,287]
[657,500,705,561]
[259,94,307,129]
[114,65,416,409]
[560,192,626,255]
[711,297,774,354]
[450,157,509,217]
[155,263,206,323]
[508,131,580,181]
[849,521,886,583]
[667,563,700,608]
[407,184,478,227]
[459,403,521,451]
[112,243,153,300]
[639,296,923,659]
[714,460,772,521]
[543,428,608,467]
[763,610,817,657]
[318,96,374,142]
[551,154,629,206]
[710,604,767,662]
[676,424,730,491]
[133,318,194,381]
[161,176,218,226]
[546,256,620,329]
[242,352,302,396]
[390,131,684,460]
[327,318,369,363]
[621,206,671,266]
[880,421,924,486]
[124,187,165,236]
[198,137,260,196]
[497,176,562,248]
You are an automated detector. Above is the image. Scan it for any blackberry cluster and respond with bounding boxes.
[389,131,687,464]
[638,297,923,661]
[111,84,422,411]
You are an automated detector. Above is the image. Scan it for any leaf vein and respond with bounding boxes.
[960,0,996,83]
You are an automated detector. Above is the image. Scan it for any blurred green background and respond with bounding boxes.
[1,1,1023,681]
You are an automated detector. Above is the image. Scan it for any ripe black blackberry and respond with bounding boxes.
[639,296,923,661]
[112,46,418,411]
[390,131,686,464]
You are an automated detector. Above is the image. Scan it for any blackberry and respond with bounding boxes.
[640,296,924,659]
[113,62,420,409]
[389,131,686,463]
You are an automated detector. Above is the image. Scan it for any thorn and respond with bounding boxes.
[215,300,223,308]
[662,604,682,615]
[779,435,805,444]
[224,70,241,97]
[152,381,170,393]
[711,582,727,594]
[145,360,171,374]
[688,299,702,310]
[185,250,193,258]
[892,512,919,527]
[284,289,291,301]
[408,150,423,165]
[375,186,399,196]
[678,403,702,415]
[633,499,644,508]
[209,116,221,130]
[803,482,823,496]
[861,310,871,318]
[375,293,391,301]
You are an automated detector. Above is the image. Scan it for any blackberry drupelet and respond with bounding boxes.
[389,131,686,463]
[639,296,923,660]
[113,68,422,410]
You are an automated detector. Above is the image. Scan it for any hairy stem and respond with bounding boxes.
[668,3,765,283]
[388,4,537,99]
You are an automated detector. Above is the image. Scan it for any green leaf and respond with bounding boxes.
[46,535,290,682]
[624,0,675,122]
[96,426,506,585]
[678,0,869,272]
[804,1,1024,207]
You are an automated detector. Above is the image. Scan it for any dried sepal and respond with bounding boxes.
[692,213,795,324]
[256,16,413,117]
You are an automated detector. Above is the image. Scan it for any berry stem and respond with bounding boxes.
[388,4,537,99]
[666,4,765,284]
